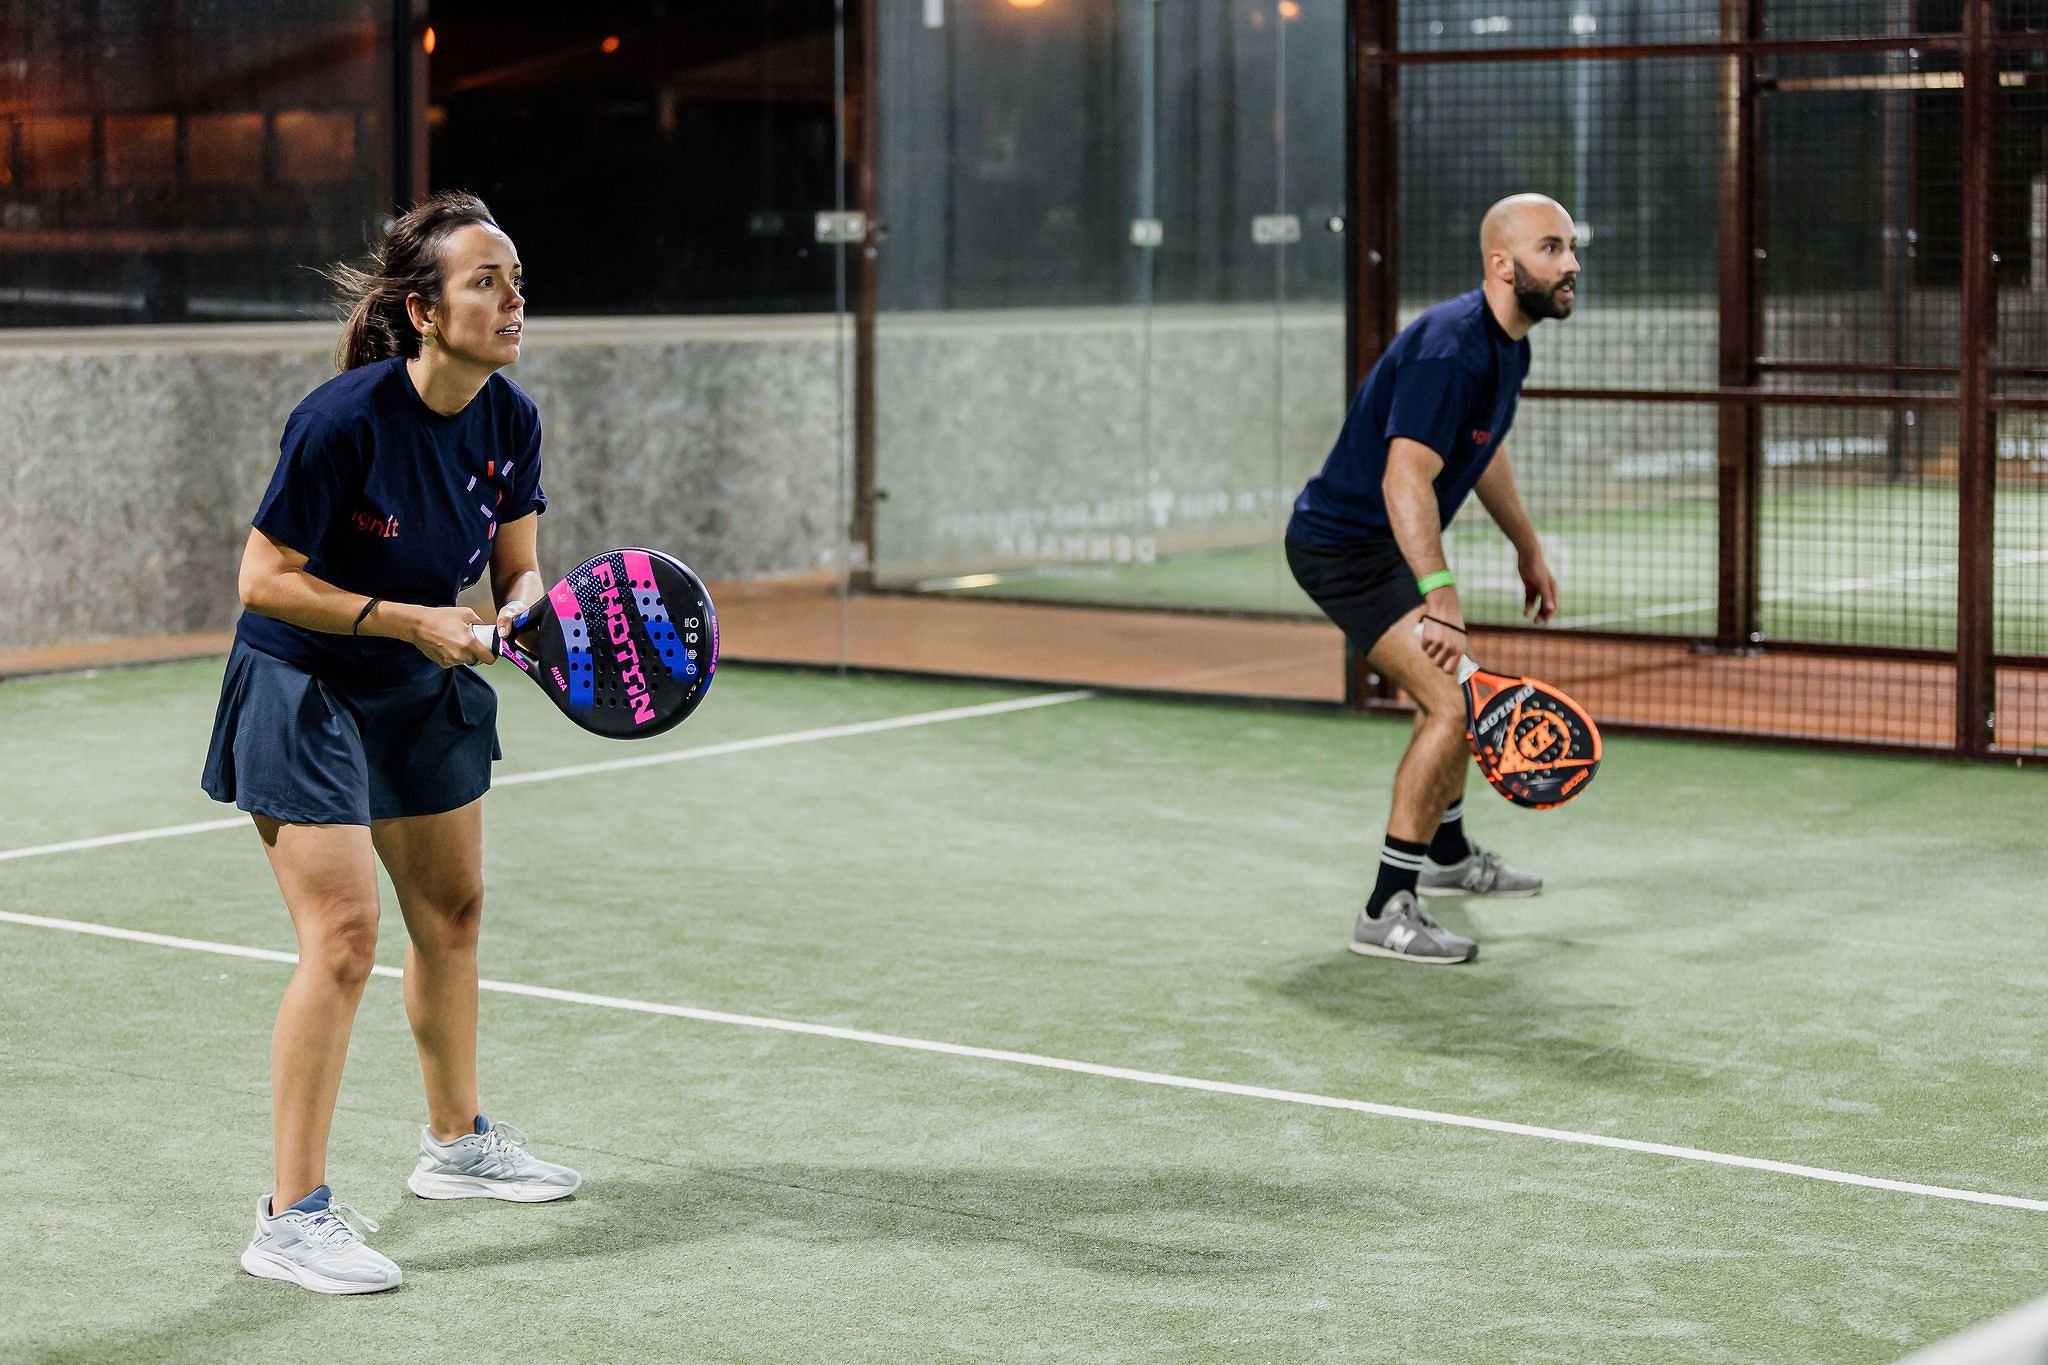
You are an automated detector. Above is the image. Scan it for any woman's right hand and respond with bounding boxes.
[407,605,494,668]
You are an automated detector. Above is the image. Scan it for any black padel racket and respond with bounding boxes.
[1455,655,1601,809]
[471,547,717,739]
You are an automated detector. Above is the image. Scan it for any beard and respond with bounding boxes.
[1513,260,1576,321]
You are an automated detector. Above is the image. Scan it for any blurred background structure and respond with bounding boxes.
[0,0,2043,758]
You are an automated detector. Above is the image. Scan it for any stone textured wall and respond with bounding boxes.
[871,304,1351,578]
[7,295,1937,651]
[0,317,848,652]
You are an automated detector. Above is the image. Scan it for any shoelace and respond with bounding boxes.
[1462,847,1503,890]
[474,1122,534,1173]
[296,1201,378,1248]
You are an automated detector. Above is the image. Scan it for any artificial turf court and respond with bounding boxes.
[2,657,2044,1362]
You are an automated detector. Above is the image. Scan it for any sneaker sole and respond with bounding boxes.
[1347,940,1478,964]
[240,1245,401,1295]
[407,1169,580,1202]
[1415,883,1541,899]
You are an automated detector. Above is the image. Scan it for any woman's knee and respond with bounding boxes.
[412,884,485,954]
[305,901,381,988]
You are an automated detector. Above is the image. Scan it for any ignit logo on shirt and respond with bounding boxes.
[351,507,401,538]
[1470,429,1494,445]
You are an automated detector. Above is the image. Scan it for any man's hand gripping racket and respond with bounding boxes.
[472,547,717,739]
[1419,624,1602,809]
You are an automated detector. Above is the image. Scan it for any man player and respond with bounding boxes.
[1286,193,1579,965]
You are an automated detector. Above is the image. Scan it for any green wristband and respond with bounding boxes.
[1416,570,1456,596]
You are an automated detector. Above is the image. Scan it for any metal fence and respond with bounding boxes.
[1349,0,2048,759]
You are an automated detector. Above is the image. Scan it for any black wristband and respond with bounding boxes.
[1422,614,1466,634]
[352,597,381,636]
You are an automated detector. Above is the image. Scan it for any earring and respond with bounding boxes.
[422,326,437,348]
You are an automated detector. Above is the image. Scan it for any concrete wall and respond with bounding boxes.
[0,316,849,652]
[5,293,2019,650]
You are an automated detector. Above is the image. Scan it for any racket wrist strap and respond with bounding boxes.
[1416,570,1456,596]
[352,597,382,636]
[1422,614,1466,634]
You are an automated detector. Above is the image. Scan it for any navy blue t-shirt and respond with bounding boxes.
[237,357,547,686]
[1287,289,1530,545]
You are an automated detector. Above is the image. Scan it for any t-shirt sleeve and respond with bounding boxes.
[251,412,364,558]
[1383,359,1482,461]
[505,411,547,519]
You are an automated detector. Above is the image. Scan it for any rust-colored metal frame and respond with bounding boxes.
[393,0,429,207]
[1342,0,2036,760]
[848,0,880,593]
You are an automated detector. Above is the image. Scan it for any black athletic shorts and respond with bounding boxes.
[1285,535,1424,658]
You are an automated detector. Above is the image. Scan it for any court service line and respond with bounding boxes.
[0,689,1095,865]
[2,905,2043,1216]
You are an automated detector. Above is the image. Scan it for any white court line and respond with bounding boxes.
[2,905,2044,1216]
[0,689,1094,865]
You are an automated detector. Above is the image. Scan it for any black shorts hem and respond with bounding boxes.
[1284,535,1424,657]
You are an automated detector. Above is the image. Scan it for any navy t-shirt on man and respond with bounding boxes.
[238,356,547,687]
[1287,289,1530,546]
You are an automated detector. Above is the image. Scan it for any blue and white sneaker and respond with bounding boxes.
[407,1116,582,1203]
[240,1185,402,1294]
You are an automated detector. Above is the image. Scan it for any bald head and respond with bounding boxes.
[1480,193,1580,332]
[1481,194,1575,261]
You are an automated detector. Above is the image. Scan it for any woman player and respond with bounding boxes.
[203,192,579,1295]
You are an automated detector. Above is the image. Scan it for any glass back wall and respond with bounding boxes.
[0,1,397,326]
[426,0,843,315]
[869,0,1347,617]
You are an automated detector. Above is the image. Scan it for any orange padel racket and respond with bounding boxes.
[1454,655,1602,809]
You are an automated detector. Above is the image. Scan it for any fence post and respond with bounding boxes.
[1348,0,1399,712]
[1715,0,1763,654]
[1956,0,1999,757]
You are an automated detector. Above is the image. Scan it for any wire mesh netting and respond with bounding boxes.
[834,1,2045,759]
[1360,1,2046,757]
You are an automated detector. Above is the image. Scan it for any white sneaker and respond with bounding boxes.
[407,1116,581,1203]
[240,1186,402,1295]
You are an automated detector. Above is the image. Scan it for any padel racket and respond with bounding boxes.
[471,547,716,739]
[1454,654,1601,809]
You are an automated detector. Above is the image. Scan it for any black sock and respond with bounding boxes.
[1366,835,1429,918]
[1427,800,1470,864]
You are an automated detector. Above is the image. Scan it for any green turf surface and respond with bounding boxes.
[3,659,2046,1362]
[940,485,2048,653]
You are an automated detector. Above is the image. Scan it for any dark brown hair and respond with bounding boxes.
[327,191,497,372]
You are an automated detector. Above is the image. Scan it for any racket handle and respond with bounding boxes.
[470,623,499,654]
[1412,621,1481,684]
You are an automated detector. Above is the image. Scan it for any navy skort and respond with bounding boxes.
[201,639,501,826]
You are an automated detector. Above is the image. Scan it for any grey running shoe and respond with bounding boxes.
[407,1117,581,1203]
[240,1187,402,1295]
[1418,842,1542,898]
[1349,890,1478,964]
